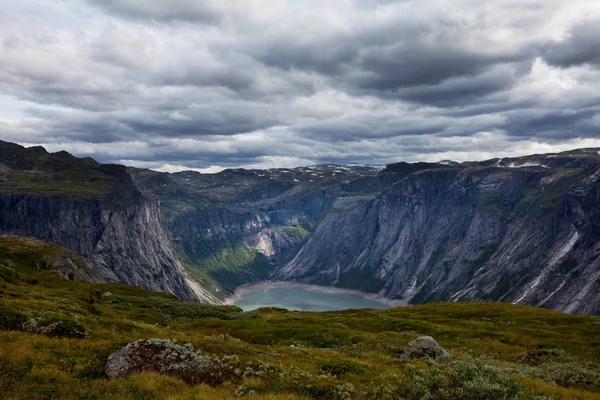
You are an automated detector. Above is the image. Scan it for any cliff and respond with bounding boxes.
[0,140,214,302]
[278,149,600,315]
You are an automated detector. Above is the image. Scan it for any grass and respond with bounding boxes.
[1,236,599,399]
[0,170,115,198]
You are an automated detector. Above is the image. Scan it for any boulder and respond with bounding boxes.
[401,336,451,360]
[105,339,213,384]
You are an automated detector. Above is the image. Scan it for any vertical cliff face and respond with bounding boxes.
[279,151,600,315]
[0,141,214,302]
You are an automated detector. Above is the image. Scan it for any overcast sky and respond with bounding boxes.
[1,0,600,172]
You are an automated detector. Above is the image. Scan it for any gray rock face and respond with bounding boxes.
[0,194,207,301]
[105,339,212,384]
[0,141,212,302]
[401,336,451,360]
[279,149,600,315]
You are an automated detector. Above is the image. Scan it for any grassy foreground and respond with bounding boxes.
[1,238,599,399]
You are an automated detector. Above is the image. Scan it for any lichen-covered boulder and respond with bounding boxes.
[105,339,213,384]
[401,336,451,360]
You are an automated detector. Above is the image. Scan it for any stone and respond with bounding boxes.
[401,336,451,360]
[105,339,213,384]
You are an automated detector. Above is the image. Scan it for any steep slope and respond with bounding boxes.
[279,149,600,315]
[0,141,213,302]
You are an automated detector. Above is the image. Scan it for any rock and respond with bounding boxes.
[105,339,213,384]
[401,336,451,360]
[22,319,39,333]
[277,149,600,315]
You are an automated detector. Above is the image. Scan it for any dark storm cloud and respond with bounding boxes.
[82,0,223,23]
[542,20,600,69]
[252,21,524,105]
[505,109,600,139]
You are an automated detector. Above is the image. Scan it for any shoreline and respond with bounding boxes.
[223,280,407,308]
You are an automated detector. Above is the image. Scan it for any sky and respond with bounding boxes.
[1,0,600,173]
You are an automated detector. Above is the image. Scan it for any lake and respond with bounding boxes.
[233,287,391,311]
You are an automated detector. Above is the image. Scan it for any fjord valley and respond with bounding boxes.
[1,140,600,399]
[1,140,600,314]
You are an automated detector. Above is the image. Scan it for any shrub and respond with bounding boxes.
[317,360,364,377]
[22,318,87,338]
[395,355,531,400]
[0,308,26,331]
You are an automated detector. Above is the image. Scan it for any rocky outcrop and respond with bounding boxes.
[22,318,87,339]
[279,149,600,315]
[105,339,212,384]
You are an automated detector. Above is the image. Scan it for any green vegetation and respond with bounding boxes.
[0,170,115,198]
[338,264,386,293]
[182,238,273,294]
[1,236,599,399]
[282,225,311,239]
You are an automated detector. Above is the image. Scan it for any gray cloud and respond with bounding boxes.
[542,20,600,68]
[0,1,599,171]
[82,0,224,23]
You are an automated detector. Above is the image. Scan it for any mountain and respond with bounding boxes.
[278,149,600,315]
[2,139,600,315]
[0,140,215,302]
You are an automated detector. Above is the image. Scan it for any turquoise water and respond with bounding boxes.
[233,287,391,312]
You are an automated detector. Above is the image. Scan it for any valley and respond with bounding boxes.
[2,140,600,315]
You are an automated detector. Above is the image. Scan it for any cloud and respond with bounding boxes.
[81,0,225,23]
[542,19,600,68]
[0,0,599,171]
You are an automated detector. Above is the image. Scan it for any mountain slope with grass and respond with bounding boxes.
[1,236,599,400]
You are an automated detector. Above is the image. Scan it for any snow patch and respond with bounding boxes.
[507,162,549,169]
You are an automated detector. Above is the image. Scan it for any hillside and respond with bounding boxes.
[1,236,599,400]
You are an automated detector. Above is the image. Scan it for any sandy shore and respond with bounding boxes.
[223,280,407,307]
